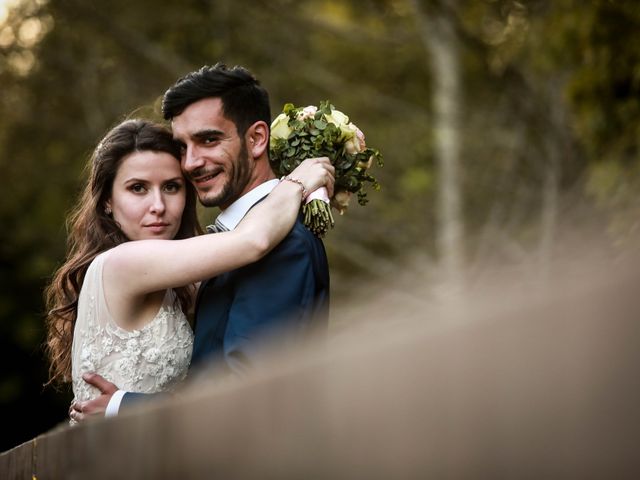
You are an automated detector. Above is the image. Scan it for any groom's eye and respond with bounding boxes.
[176,143,186,157]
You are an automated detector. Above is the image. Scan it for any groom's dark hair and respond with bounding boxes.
[162,63,271,137]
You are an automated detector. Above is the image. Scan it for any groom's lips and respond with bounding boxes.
[191,169,222,187]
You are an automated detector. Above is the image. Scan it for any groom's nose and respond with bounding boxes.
[182,144,204,173]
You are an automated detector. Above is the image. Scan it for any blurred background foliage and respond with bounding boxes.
[1,0,638,450]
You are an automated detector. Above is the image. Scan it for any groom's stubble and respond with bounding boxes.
[196,140,253,209]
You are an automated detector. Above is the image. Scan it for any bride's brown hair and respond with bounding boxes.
[44,119,202,386]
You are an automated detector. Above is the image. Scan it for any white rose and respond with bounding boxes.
[270,113,292,140]
[325,108,349,128]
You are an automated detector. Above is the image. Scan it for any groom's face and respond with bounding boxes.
[172,97,252,209]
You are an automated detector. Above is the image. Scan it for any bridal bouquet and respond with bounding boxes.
[269,100,383,237]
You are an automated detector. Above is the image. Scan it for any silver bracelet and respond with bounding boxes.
[280,175,307,200]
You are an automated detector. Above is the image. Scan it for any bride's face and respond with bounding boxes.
[107,150,186,241]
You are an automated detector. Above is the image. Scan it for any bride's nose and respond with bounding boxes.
[149,190,166,215]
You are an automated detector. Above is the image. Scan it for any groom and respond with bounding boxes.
[71,63,330,419]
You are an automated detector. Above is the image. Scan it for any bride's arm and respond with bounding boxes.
[103,157,334,297]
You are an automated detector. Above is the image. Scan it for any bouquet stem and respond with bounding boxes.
[303,199,335,238]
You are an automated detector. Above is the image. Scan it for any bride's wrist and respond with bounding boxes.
[280,175,307,200]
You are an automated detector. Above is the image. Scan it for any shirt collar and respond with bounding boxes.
[216,179,280,230]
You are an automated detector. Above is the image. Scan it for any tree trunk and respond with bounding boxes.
[410,0,464,295]
[538,78,570,279]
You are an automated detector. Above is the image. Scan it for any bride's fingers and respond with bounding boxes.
[312,165,334,197]
[322,171,335,197]
[318,158,334,177]
[325,171,335,198]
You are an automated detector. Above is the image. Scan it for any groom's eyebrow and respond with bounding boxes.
[192,129,224,141]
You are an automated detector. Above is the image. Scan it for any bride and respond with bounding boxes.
[43,119,334,423]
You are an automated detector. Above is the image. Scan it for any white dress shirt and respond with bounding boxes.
[215,179,279,231]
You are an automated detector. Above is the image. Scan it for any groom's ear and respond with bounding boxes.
[246,121,269,159]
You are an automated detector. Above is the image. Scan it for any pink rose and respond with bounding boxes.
[344,126,366,154]
[358,155,374,170]
[297,105,318,121]
[330,190,352,215]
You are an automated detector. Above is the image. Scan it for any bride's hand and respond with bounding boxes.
[289,157,335,199]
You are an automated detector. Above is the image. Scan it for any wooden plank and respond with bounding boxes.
[2,256,640,478]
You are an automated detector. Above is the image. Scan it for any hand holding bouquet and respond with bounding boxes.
[270,101,383,237]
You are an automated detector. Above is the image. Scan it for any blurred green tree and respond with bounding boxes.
[1,0,637,450]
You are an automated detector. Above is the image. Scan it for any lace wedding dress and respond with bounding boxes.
[71,250,193,419]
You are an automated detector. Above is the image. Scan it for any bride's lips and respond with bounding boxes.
[145,222,170,233]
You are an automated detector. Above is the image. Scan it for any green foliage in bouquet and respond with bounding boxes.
[269,100,383,237]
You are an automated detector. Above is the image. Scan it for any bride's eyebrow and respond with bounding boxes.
[123,177,150,184]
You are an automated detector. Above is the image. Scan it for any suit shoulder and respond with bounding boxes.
[257,219,324,267]
[283,218,324,251]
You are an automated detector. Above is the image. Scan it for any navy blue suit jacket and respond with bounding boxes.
[121,211,329,408]
[190,213,330,375]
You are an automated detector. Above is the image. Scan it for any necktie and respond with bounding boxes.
[206,217,229,234]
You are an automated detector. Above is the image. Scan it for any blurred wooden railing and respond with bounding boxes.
[2,256,640,479]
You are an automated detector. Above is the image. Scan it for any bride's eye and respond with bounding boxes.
[129,183,146,193]
[164,182,182,193]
